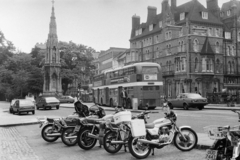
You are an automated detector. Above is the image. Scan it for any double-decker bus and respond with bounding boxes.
[92,62,164,110]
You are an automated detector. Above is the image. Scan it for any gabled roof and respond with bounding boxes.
[174,0,222,25]
[221,0,240,11]
[200,37,214,55]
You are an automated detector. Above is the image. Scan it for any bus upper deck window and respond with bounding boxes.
[142,67,159,74]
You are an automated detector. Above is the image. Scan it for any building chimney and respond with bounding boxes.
[132,14,140,29]
[147,6,157,23]
[207,0,220,18]
[171,0,176,10]
[162,0,169,14]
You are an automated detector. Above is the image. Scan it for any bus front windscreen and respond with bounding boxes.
[142,66,159,74]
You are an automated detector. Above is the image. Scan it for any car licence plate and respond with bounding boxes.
[205,149,218,160]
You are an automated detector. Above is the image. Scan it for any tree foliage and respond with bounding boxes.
[0,31,96,100]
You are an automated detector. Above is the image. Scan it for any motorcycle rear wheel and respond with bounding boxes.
[77,128,97,150]
[41,124,59,142]
[128,137,151,159]
[61,127,77,146]
[103,131,123,154]
[174,128,198,151]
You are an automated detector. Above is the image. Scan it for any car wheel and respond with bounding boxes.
[9,108,12,113]
[32,111,35,114]
[169,103,174,109]
[56,105,59,109]
[183,103,189,110]
[198,106,203,110]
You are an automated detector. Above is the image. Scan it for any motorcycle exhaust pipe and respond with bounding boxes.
[111,141,126,144]
[46,133,61,137]
[87,133,99,139]
[65,136,77,139]
[137,139,171,146]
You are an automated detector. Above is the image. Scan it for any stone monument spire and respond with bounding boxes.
[43,0,62,96]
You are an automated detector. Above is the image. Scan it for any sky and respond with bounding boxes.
[0,0,230,53]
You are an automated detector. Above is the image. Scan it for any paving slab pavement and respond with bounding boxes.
[3,101,238,150]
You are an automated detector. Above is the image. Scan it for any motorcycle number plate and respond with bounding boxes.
[74,125,81,132]
[205,149,218,160]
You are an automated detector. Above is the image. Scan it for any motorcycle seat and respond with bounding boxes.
[47,118,56,123]
[86,118,104,124]
[145,123,155,129]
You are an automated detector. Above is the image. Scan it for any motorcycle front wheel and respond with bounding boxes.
[128,137,151,159]
[103,131,123,154]
[41,124,59,142]
[61,127,77,146]
[77,128,97,150]
[174,128,198,151]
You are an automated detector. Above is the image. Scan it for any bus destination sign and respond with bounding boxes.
[144,74,157,80]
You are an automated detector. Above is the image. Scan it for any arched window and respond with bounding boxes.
[216,59,220,73]
[228,61,231,74]
[232,46,235,56]
[193,39,199,52]
[232,61,235,74]
[208,28,213,36]
[169,61,171,72]
[227,46,230,56]
[182,41,185,52]
[194,58,198,72]
[166,61,169,71]
[178,41,181,52]
[215,42,220,53]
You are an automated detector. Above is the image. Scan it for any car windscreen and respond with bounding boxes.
[45,97,58,102]
[142,66,159,74]
[186,94,202,98]
[20,100,34,106]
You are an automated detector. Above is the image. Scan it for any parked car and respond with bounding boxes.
[167,93,208,110]
[10,99,35,115]
[36,96,60,110]
[58,96,75,103]
[9,99,18,113]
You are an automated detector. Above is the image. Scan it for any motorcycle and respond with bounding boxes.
[103,110,150,154]
[204,109,240,160]
[61,105,102,146]
[127,102,198,159]
[39,100,90,143]
[77,107,128,150]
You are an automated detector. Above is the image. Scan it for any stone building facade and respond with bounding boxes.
[129,0,240,99]
[98,47,128,73]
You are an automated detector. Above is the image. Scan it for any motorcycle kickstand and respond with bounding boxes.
[152,148,155,156]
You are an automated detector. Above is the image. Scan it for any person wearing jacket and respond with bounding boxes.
[120,88,128,108]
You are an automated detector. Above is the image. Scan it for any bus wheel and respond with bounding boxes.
[126,99,132,109]
[109,99,113,107]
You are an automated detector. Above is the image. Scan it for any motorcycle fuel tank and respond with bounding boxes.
[153,118,171,128]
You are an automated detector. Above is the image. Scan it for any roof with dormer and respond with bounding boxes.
[130,0,223,41]
[174,0,223,25]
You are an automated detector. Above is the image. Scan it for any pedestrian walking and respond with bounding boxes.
[227,94,232,107]
[121,88,128,108]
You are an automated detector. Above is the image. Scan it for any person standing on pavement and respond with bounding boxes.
[227,94,232,107]
[121,88,128,108]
